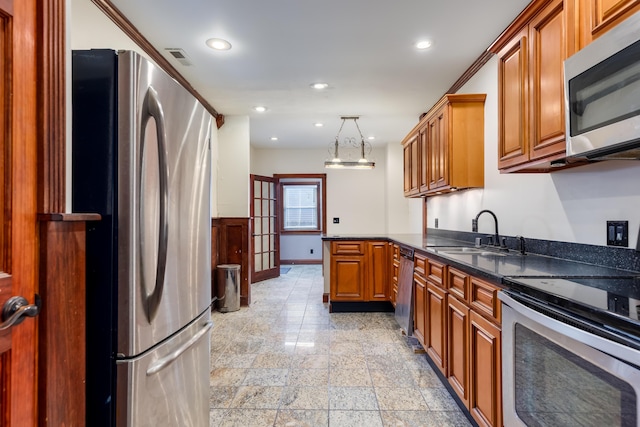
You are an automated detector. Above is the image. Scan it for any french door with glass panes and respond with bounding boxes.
[250,175,280,282]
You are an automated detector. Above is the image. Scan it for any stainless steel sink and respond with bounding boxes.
[437,247,510,257]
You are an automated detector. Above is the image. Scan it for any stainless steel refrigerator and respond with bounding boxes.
[72,50,213,427]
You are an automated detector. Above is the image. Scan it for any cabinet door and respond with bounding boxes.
[410,134,420,195]
[418,126,429,193]
[579,0,640,47]
[391,244,399,307]
[470,311,502,427]
[426,281,447,375]
[367,241,388,301]
[497,26,530,170]
[330,255,365,301]
[529,0,568,162]
[413,273,427,348]
[403,139,412,196]
[447,296,470,408]
[428,109,448,190]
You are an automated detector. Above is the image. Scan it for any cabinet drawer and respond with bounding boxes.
[447,267,469,303]
[470,277,502,323]
[414,252,427,277]
[426,258,446,287]
[331,241,365,255]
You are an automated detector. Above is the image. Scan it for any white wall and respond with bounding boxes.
[251,147,389,234]
[385,141,423,233]
[426,55,640,247]
[217,116,250,217]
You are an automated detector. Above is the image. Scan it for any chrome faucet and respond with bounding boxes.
[472,210,505,249]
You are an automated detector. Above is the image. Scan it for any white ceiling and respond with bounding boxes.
[72,0,531,150]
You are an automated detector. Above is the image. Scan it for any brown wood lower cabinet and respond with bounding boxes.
[470,310,502,427]
[426,281,447,375]
[329,240,389,303]
[413,272,427,346]
[447,294,470,408]
[412,253,503,427]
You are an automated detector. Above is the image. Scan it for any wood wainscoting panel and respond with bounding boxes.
[212,218,250,306]
[38,213,99,427]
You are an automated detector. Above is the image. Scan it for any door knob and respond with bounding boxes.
[0,294,41,331]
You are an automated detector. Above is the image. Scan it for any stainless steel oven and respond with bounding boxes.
[500,287,640,427]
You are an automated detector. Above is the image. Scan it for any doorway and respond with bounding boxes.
[275,174,327,265]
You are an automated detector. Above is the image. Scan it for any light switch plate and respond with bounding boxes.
[607,220,628,247]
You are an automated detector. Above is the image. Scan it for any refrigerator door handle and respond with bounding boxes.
[140,86,170,323]
[145,321,213,376]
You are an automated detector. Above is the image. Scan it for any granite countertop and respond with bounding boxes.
[424,246,639,281]
[322,233,470,249]
[322,232,639,281]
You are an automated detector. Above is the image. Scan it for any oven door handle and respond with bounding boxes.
[499,290,640,362]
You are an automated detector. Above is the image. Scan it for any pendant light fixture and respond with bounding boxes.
[324,116,375,169]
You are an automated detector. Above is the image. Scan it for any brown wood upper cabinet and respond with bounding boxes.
[402,94,485,197]
[491,0,571,172]
[577,0,640,48]
[490,0,640,173]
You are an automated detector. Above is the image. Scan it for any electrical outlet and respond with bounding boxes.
[434,218,439,229]
[472,218,478,232]
[333,217,339,224]
[607,220,628,247]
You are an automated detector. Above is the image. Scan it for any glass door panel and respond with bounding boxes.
[250,174,279,283]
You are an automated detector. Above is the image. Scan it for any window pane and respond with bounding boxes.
[282,184,318,230]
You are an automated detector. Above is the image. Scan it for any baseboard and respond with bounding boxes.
[280,259,322,265]
[329,301,394,313]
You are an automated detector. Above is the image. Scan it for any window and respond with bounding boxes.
[281,183,320,233]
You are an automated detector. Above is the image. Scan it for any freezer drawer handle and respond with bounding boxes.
[146,321,213,376]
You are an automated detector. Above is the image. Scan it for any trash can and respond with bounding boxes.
[216,264,241,312]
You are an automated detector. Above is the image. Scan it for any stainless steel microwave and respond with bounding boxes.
[564,11,640,160]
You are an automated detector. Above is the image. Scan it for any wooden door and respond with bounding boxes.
[402,139,412,196]
[418,126,429,194]
[447,295,470,408]
[426,282,447,375]
[366,241,388,301]
[427,109,447,190]
[529,0,568,162]
[470,311,502,427]
[497,26,530,170]
[0,0,39,425]
[330,255,365,301]
[250,175,280,283]
[413,273,427,348]
[579,0,640,47]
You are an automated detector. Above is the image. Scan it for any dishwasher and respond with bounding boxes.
[394,245,415,336]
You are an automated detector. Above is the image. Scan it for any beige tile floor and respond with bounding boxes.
[209,264,472,427]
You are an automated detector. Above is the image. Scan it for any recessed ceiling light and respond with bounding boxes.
[253,106,267,113]
[416,40,432,50]
[206,38,232,51]
[314,123,324,127]
[310,83,329,89]
[270,137,278,141]
[368,136,375,140]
